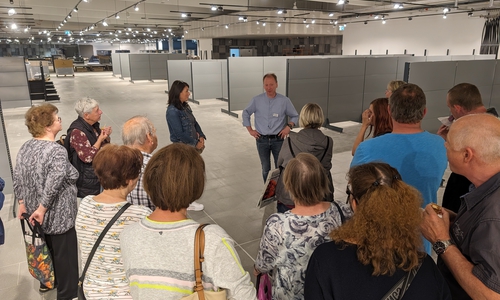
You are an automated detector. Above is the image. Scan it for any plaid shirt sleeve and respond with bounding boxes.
[127,152,155,211]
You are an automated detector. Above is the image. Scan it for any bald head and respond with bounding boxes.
[122,116,157,153]
[449,114,500,164]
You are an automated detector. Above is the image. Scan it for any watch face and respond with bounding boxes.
[433,241,447,254]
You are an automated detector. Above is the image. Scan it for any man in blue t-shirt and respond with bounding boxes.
[242,73,299,182]
[351,84,447,253]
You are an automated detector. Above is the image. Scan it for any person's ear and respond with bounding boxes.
[463,147,473,164]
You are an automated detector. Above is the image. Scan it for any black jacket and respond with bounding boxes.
[64,116,103,198]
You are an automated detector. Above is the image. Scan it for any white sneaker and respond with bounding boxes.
[187,201,204,211]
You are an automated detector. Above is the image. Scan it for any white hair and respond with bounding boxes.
[75,97,99,117]
[122,116,155,146]
[450,114,500,164]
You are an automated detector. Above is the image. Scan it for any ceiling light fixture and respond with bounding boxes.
[211,5,217,11]
[201,27,204,31]
[73,7,78,12]
[303,18,307,23]
[238,16,244,20]
[334,20,338,25]
[278,23,281,27]
[83,0,88,2]
[468,11,473,17]
[408,17,412,20]
[134,4,139,11]
[115,14,120,19]
[102,20,108,26]
[10,23,16,29]
[277,9,283,14]
[306,24,309,28]
[374,15,380,19]
[382,20,386,24]
[63,19,67,23]
[263,22,266,26]
[68,14,72,19]
[217,6,223,11]
[443,14,447,18]
[7,8,16,16]
[311,19,315,23]
[256,21,259,24]
[225,24,229,29]
[364,21,368,24]
[443,8,450,13]
[329,12,334,17]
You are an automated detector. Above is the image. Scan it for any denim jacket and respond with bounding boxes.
[166,104,206,146]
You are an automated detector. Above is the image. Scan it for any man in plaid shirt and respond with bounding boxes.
[122,116,158,211]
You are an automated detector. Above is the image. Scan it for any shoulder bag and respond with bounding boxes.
[380,257,424,300]
[78,202,131,300]
[181,224,227,300]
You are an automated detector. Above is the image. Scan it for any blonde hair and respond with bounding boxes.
[387,80,406,93]
[283,152,329,206]
[331,162,424,276]
[299,103,325,129]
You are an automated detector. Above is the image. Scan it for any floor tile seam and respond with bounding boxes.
[237,245,256,263]
[238,238,261,247]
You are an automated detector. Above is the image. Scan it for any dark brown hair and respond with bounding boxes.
[93,144,143,190]
[448,83,483,111]
[25,104,58,137]
[168,80,189,110]
[143,143,205,212]
[331,162,424,276]
[283,152,330,206]
[370,98,393,137]
[389,83,426,124]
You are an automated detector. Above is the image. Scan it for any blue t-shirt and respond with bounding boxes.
[351,132,447,207]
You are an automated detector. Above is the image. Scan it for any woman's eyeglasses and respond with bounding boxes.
[346,185,353,204]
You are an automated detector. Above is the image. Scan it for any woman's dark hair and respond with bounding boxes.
[371,98,393,137]
[168,80,189,110]
[365,98,392,139]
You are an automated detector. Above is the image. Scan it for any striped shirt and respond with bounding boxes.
[75,196,152,299]
[120,218,256,300]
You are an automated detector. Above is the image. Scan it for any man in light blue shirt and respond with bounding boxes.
[351,84,447,254]
[243,73,299,182]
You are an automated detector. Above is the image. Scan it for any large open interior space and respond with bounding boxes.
[1,0,499,299]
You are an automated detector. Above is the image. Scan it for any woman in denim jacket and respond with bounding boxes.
[166,80,206,211]
[166,80,206,151]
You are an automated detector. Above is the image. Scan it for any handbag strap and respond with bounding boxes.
[79,202,131,286]
[193,224,210,300]
[288,136,295,158]
[381,257,424,300]
[20,212,45,245]
[331,200,345,224]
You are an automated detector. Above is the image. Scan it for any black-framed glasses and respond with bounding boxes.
[57,117,61,122]
[346,185,352,204]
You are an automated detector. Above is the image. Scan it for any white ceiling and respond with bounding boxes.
[0,0,497,42]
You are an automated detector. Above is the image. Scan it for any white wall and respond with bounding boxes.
[343,14,485,56]
[91,42,157,55]
[198,38,212,60]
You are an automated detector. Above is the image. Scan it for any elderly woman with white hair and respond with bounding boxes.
[64,97,112,198]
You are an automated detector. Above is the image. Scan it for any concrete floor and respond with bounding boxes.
[0,72,449,299]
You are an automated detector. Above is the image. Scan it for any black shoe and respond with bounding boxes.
[39,284,53,293]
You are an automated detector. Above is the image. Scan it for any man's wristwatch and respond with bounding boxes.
[287,123,293,130]
[433,239,453,255]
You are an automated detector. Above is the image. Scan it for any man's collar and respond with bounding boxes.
[462,172,500,210]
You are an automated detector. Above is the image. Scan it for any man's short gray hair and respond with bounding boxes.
[75,97,99,117]
[450,114,500,164]
[122,116,155,146]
